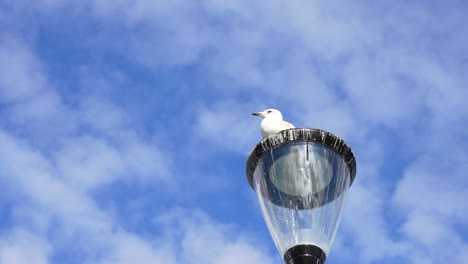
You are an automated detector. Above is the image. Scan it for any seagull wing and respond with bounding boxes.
[281,120,295,128]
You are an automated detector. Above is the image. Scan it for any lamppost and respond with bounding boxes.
[246,128,357,264]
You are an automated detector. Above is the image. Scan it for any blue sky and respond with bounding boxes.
[0,1,467,263]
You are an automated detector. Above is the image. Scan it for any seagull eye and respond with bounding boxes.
[267,110,272,113]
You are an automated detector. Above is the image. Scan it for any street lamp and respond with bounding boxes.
[246,128,357,264]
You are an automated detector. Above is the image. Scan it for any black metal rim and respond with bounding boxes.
[246,128,357,189]
[283,244,327,264]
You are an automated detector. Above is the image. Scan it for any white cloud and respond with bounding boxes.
[88,232,176,264]
[0,126,272,264]
[401,211,468,264]
[195,100,261,154]
[340,182,406,262]
[394,152,468,224]
[0,129,111,231]
[54,136,126,191]
[391,150,468,263]
[80,96,130,134]
[0,35,77,144]
[156,208,276,264]
[0,37,47,103]
[0,33,271,264]
[78,98,171,182]
[0,229,50,264]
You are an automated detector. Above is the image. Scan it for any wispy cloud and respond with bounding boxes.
[0,229,50,264]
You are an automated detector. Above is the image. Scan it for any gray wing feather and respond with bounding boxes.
[281,120,295,128]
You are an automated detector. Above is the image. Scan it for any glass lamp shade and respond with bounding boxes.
[246,128,356,263]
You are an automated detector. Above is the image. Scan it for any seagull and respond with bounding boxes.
[252,109,295,139]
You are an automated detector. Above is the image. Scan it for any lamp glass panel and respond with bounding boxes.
[254,142,350,256]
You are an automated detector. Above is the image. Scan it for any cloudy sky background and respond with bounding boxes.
[0,1,467,263]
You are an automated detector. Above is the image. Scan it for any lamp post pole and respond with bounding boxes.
[246,128,357,264]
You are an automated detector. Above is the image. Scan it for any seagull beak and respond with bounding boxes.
[252,112,262,117]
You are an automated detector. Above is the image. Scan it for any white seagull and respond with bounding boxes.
[252,109,295,139]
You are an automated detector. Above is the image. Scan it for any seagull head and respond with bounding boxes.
[252,109,283,120]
